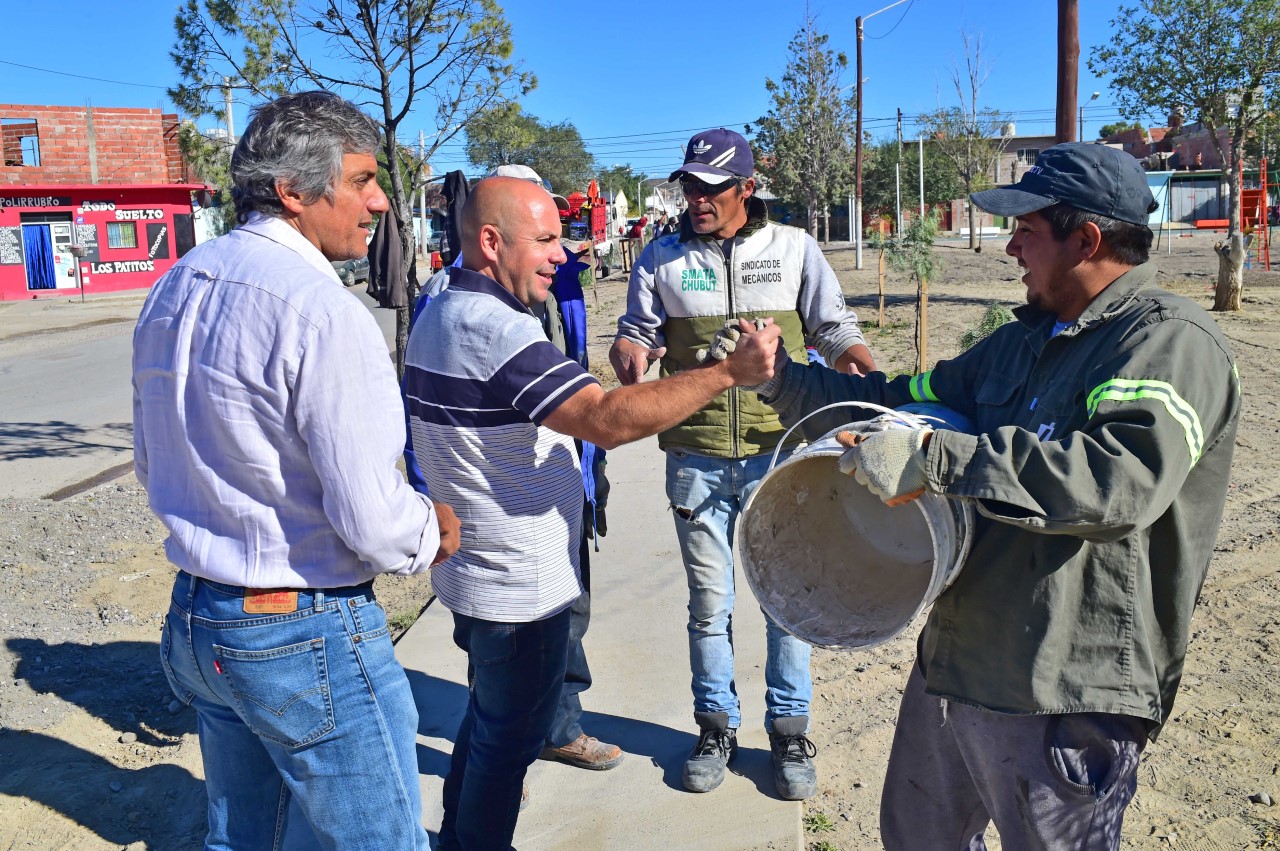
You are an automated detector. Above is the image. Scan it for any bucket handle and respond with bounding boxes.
[767,400,956,473]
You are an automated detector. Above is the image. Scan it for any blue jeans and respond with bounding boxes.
[160,571,428,851]
[665,450,812,731]
[439,607,571,851]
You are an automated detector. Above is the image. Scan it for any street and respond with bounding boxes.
[0,285,399,500]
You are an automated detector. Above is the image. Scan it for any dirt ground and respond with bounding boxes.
[2,230,1278,849]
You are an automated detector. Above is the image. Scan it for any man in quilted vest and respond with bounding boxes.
[610,128,875,800]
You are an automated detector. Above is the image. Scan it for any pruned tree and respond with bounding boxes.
[748,12,856,239]
[170,0,534,374]
[918,31,1011,250]
[465,103,596,194]
[1090,0,1280,311]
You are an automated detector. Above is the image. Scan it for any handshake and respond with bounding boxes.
[609,318,788,393]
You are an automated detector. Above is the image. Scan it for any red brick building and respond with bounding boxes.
[0,104,206,300]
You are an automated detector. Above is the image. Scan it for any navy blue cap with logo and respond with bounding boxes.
[970,143,1158,227]
[669,128,755,185]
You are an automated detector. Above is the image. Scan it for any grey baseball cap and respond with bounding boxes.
[971,143,1158,226]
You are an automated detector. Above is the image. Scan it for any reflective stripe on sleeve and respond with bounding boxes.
[909,371,939,403]
[1085,378,1204,465]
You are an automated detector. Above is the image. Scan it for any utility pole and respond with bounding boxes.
[855,15,865,269]
[918,135,925,219]
[895,107,903,234]
[222,76,235,142]
[1056,0,1079,143]
[854,0,910,270]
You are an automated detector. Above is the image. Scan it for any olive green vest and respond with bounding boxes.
[655,202,810,457]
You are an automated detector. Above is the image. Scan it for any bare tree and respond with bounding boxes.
[170,0,534,373]
[919,32,1011,250]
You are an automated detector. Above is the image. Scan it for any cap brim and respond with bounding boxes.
[970,186,1057,218]
[550,194,570,212]
[667,163,740,184]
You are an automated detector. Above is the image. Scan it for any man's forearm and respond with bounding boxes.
[592,364,734,448]
[835,343,877,376]
[548,363,734,450]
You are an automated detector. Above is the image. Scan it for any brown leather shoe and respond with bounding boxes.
[539,733,624,770]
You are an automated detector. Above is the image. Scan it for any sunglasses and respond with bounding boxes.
[680,176,740,197]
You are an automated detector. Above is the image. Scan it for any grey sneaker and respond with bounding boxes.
[682,711,738,793]
[769,716,818,800]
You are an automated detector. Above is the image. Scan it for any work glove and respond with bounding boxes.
[837,427,932,505]
[695,320,743,363]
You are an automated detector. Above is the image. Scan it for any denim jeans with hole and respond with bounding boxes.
[160,571,429,851]
[665,449,812,731]
[438,607,571,851]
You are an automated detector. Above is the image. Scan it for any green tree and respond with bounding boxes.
[1091,0,1280,311]
[598,164,647,215]
[871,212,941,372]
[176,121,237,233]
[1098,120,1146,139]
[464,103,595,194]
[918,31,1011,250]
[170,0,533,374]
[861,139,963,221]
[749,13,856,239]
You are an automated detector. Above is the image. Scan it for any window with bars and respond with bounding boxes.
[107,222,137,249]
[1016,148,1040,166]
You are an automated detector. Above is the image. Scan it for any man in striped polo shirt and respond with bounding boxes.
[404,176,783,851]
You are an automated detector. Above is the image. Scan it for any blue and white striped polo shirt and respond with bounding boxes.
[404,267,598,622]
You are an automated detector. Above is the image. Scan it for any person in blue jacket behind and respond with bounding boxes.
[403,168,624,787]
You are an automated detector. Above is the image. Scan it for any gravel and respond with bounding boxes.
[0,479,170,732]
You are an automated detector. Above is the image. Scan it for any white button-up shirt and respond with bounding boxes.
[132,213,440,589]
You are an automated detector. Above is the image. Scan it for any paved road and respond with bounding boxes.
[0,285,398,500]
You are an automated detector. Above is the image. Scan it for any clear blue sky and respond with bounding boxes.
[0,1,1145,180]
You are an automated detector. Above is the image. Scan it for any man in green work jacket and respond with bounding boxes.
[746,143,1240,849]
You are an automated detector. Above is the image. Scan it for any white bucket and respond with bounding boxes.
[738,403,975,650]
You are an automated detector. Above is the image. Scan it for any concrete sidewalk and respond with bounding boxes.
[395,435,803,851]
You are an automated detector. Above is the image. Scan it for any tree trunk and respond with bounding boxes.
[1214,235,1245,311]
[915,273,929,374]
[966,178,978,250]
[1208,120,1244,312]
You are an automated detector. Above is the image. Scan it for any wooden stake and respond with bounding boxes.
[878,249,886,328]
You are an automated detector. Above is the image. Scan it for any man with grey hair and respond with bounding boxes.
[134,90,459,849]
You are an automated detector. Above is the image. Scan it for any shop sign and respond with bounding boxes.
[114,209,165,221]
[90,260,155,274]
[0,196,72,209]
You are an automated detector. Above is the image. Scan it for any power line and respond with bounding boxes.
[0,59,170,90]
[866,0,917,40]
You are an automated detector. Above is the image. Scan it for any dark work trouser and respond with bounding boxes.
[880,663,1148,851]
[545,532,593,748]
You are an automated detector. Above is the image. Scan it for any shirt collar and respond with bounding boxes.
[238,212,344,286]
[445,266,533,316]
